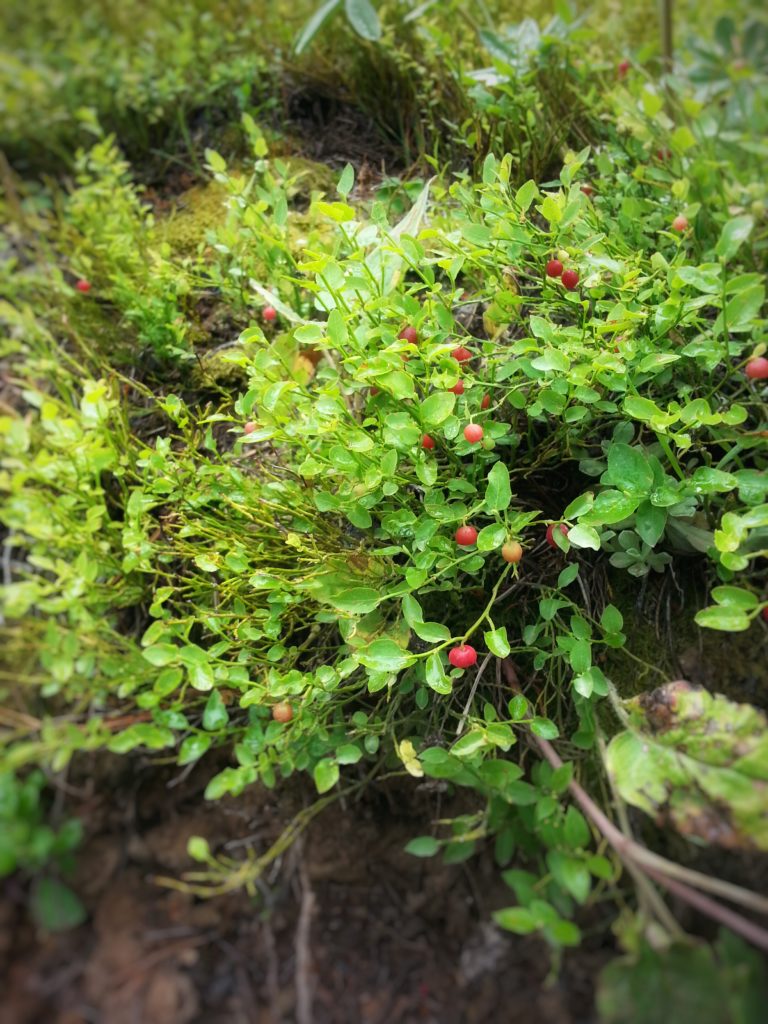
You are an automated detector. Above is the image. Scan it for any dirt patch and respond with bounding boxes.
[1,756,610,1024]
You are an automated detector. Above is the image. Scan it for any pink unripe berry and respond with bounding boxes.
[745,357,768,380]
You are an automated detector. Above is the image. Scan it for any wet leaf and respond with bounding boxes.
[606,682,768,850]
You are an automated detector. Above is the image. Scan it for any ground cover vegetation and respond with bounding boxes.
[1,0,767,1017]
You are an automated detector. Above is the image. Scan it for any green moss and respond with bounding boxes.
[159,181,230,257]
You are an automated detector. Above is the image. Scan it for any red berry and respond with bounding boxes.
[672,215,689,232]
[370,386,380,396]
[263,305,277,322]
[75,279,91,292]
[546,259,564,278]
[481,393,491,410]
[455,525,478,546]
[580,184,595,198]
[272,702,293,723]
[656,147,672,162]
[502,541,523,564]
[448,644,478,669]
[243,421,257,434]
[745,357,768,380]
[451,345,473,363]
[762,606,768,623]
[561,269,579,291]
[617,59,630,79]
[399,325,418,344]
[421,433,435,449]
[546,523,569,549]
[450,379,465,395]
[463,423,484,444]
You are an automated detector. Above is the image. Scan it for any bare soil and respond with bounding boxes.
[1,757,610,1024]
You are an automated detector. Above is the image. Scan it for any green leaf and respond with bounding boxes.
[587,854,614,879]
[493,906,538,933]
[600,604,624,632]
[715,214,754,262]
[401,593,423,626]
[691,467,738,494]
[335,743,362,765]
[187,661,215,691]
[567,524,600,550]
[635,500,666,547]
[451,730,488,757]
[357,639,415,672]
[530,717,559,739]
[344,0,381,40]
[337,163,354,198]
[425,652,452,694]
[485,461,512,512]
[546,918,582,946]
[531,349,570,373]
[294,0,341,53]
[187,837,212,862]
[716,284,765,334]
[623,395,674,428]
[484,626,510,657]
[694,606,751,632]
[30,878,86,932]
[404,836,440,857]
[606,444,654,494]
[564,806,591,848]
[178,733,212,765]
[563,492,594,519]
[413,620,452,643]
[202,691,229,731]
[313,200,356,223]
[420,392,455,426]
[313,758,340,794]
[547,850,591,903]
[508,695,528,720]
[710,586,758,610]
[377,370,415,399]
[154,667,183,697]
[607,683,768,850]
[515,179,540,212]
[584,490,639,525]
[557,564,580,588]
[332,587,381,614]
[142,644,178,667]
[204,765,256,800]
[476,522,507,551]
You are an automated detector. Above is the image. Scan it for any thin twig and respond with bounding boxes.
[538,732,768,949]
[456,652,493,736]
[294,847,316,1024]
